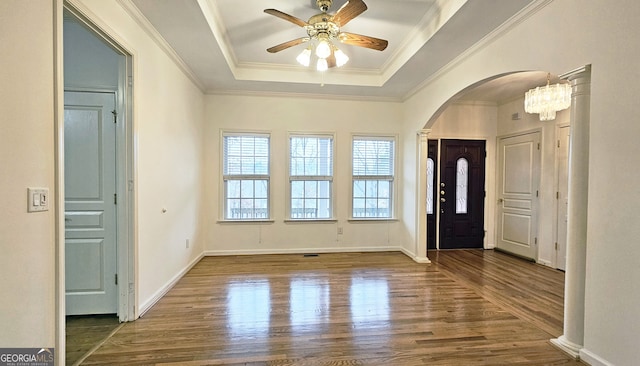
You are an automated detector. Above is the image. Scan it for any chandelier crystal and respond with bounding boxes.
[524,73,572,121]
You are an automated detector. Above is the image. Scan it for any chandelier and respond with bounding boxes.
[524,73,572,121]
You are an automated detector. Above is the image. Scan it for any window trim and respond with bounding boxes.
[286,132,336,221]
[350,134,398,220]
[219,130,272,222]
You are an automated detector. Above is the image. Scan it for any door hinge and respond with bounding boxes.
[114,193,117,205]
[537,142,541,150]
[128,75,133,87]
[556,191,560,199]
[557,140,560,148]
[115,273,118,285]
[536,190,539,197]
[555,242,558,250]
[112,110,117,123]
[535,237,538,245]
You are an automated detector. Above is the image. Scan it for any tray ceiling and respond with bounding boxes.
[128,0,542,101]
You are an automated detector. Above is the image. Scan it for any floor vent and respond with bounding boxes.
[303,253,319,257]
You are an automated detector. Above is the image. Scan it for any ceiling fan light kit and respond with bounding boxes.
[265,0,388,72]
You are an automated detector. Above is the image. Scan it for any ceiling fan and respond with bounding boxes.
[264,0,388,70]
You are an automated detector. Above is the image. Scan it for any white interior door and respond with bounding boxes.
[496,132,541,260]
[555,125,570,270]
[64,91,118,315]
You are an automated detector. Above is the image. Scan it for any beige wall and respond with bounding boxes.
[402,1,640,364]
[3,0,640,365]
[0,0,57,348]
[204,94,406,254]
[68,0,207,312]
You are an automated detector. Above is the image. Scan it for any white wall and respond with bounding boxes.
[402,1,640,364]
[65,0,207,313]
[204,94,406,254]
[0,0,56,348]
[428,102,498,249]
[497,97,570,267]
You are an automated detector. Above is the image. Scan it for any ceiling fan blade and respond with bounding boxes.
[339,32,388,51]
[264,9,308,28]
[331,0,367,27]
[267,38,309,53]
[326,53,337,68]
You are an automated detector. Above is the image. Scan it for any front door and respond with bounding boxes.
[439,139,486,249]
[64,91,118,315]
[496,132,541,260]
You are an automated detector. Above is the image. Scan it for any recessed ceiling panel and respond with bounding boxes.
[129,0,538,99]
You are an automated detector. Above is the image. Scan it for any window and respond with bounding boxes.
[222,133,270,220]
[456,157,468,214]
[352,136,395,218]
[289,135,333,219]
[427,158,435,215]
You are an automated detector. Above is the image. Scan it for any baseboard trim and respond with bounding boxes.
[537,258,553,267]
[204,246,401,256]
[399,247,431,264]
[550,336,581,360]
[580,348,613,366]
[138,253,204,317]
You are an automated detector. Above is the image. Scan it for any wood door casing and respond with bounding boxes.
[439,139,486,249]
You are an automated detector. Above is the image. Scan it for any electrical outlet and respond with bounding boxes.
[337,227,343,235]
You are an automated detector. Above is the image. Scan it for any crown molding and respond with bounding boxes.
[452,100,498,107]
[206,89,403,104]
[402,0,554,102]
[196,0,239,77]
[381,0,468,83]
[117,0,205,92]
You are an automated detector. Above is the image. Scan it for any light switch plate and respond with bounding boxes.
[28,187,49,212]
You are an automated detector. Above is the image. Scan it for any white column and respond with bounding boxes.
[551,65,591,359]
[414,129,431,263]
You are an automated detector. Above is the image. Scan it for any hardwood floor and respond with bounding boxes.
[66,314,121,365]
[78,250,584,365]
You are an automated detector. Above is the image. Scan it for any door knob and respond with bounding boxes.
[441,197,446,202]
[440,182,445,187]
[440,190,445,195]
[498,198,504,203]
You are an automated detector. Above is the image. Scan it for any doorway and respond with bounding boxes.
[61,5,135,363]
[437,139,486,249]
